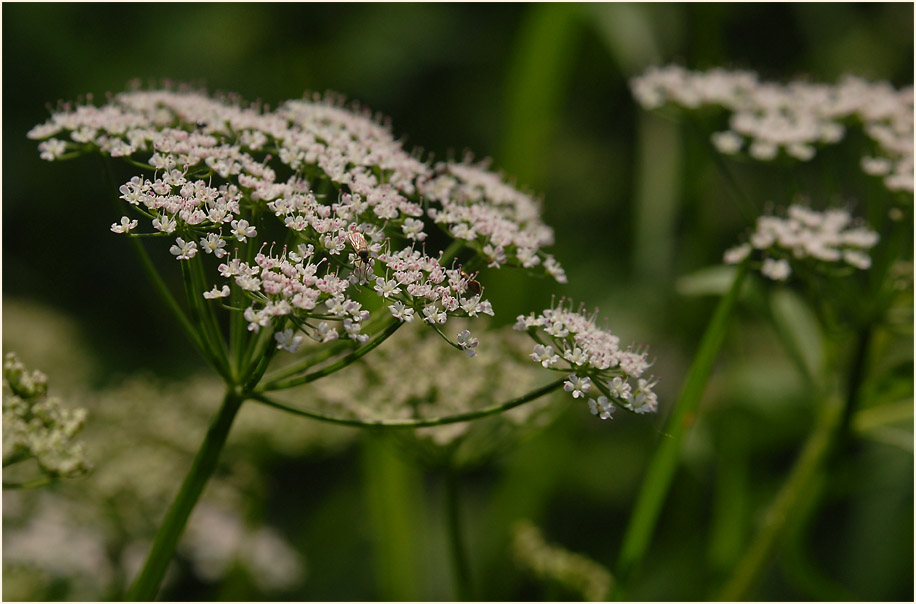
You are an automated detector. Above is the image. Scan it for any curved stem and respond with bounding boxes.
[445,466,473,601]
[613,264,747,598]
[250,377,567,429]
[130,235,205,355]
[716,320,875,600]
[716,395,843,601]
[259,339,350,384]
[258,320,403,391]
[125,389,244,601]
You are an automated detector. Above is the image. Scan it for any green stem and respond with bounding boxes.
[125,389,244,601]
[716,321,875,600]
[258,320,403,391]
[613,264,747,598]
[3,476,53,489]
[179,260,232,382]
[259,339,351,385]
[361,435,421,600]
[445,466,473,601]
[129,235,205,356]
[716,395,843,601]
[838,325,872,441]
[189,253,231,370]
[250,377,566,429]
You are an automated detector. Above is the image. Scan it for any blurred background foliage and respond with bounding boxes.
[3,3,913,601]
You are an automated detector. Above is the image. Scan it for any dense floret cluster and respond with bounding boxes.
[515,301,658,418]
[2,353,91,479]
[28,86,563,350]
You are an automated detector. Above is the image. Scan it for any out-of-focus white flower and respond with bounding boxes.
[724,204,879,281]
[632,66,914,193]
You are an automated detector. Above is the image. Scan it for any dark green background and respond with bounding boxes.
[3,3,913,601]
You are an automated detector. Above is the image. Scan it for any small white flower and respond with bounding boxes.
[711,131,743,154]
[275,329,305,353]
[203,285,231,299]
[231,219,257,242]
[456,329,479,358]
[401,217,427,241]
[153,213,177,234]
[588,396,616,420]
[563,374,591,399]
[723,243,751,264]
[563,346,588,366]
[169,237,198,261]
[38,138,67,161]
[761,257,791,281]
[607,376,631,399]
[200,233,228,258]
[110,216,138,234]
[343,319,369,343]
[315,322,339,343]
[530,344,559,368]
[422,304,447,325]
[388,301,415,322]
[373,277,401,298]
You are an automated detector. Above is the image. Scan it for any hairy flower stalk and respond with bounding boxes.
[30,84,649,599]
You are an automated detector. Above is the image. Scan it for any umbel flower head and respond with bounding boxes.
[724,204,879,281]
[631,65,914,193]
[515,300,659,418]
[28,84,565,355]
[2,353,91,480]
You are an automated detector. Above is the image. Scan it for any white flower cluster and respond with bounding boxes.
[419,158,567,281]
[2,373,327,600]
[2,353,91,480]
[515,301,658,417]
[29,86,565,347]
[723,204,879,281]
[631,66,914,193]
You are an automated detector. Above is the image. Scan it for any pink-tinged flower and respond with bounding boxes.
[456,329,479,358]
[517,299,659,418]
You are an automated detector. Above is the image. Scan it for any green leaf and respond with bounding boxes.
[768,288,825,385]
[676,265,739,297]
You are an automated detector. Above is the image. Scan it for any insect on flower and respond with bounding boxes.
[348,231,370,263]
[461,269,482,295]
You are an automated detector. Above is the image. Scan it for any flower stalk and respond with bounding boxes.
[613,263,747,598]
[125,388,244,601]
